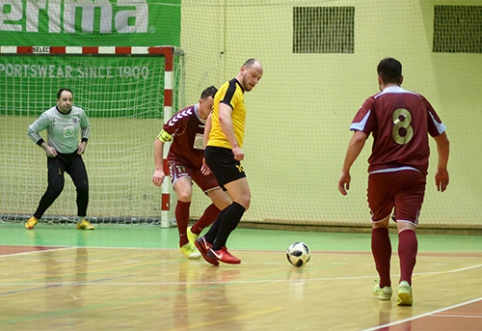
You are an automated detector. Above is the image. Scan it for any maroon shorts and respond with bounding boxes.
[168,159,220,193]
[367,170,426,225]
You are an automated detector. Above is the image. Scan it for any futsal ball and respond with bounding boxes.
[286,242,311,267]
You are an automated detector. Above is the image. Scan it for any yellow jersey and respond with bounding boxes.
[207,78,246,149]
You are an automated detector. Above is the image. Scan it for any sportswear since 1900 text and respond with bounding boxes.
[0,0,148,34]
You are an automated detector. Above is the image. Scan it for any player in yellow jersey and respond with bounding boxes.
[195,59,263,265]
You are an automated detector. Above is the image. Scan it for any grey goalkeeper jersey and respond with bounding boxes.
[28,106,90,154]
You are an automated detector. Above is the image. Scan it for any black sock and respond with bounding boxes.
[204,208,226,243]
[212,202,245,251]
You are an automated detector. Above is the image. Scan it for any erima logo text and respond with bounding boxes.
[0,0,148,33]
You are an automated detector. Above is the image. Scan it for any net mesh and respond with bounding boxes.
[179,0,482,231]
[1,0,481,231]
[0,50,184,225]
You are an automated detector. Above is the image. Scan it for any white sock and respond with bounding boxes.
[77,216,85,223]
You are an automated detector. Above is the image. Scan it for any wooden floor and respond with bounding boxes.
[1,245,481,330]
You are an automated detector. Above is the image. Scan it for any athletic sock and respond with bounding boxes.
[398,229,418,285]
[371,227,392,288]
[212,202,245,251]
[191,204,220,235]
[176,201,191,247]
[203,208,226,244]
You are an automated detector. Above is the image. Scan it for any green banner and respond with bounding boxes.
[0,54,168,118]
[0,0,180,46]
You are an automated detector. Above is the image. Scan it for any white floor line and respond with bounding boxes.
[0,246,76,258]
[359,297,482,331]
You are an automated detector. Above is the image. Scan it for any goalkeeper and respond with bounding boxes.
[152,86,231,259]
[26,88,94,230]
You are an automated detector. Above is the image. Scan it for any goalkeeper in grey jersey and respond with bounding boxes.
[26,88,94,230]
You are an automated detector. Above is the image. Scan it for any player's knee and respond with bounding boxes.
[372,215,390,229]
[47,185,63,198]
[221,197,233,210]
[238,194,251,210]
[396,221,417,234]
[176,191,192,202]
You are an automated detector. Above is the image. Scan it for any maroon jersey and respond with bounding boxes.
[350,86,446,175]
[163,105,206,167]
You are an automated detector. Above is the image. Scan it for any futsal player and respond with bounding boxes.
[26,88,95,230]
[195,59,263,265]
[337,57,450,306]
[152,86,232,259]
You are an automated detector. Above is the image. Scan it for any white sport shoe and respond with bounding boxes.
[179,243,201,259]
[373,284,393,300]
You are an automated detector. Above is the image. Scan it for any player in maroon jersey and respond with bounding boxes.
[338,58,450,306]
[152,86,232,259]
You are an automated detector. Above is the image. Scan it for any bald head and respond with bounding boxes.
[238,58,263,92]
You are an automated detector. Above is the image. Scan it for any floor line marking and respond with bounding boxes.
[0,246,74,258]
[359,297,482,331]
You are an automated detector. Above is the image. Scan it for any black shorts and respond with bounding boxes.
[204,146,246,187]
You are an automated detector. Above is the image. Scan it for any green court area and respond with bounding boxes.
[0,223,480,253]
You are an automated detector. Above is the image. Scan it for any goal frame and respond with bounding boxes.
[0,45,177,228]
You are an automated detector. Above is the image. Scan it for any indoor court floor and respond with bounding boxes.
[0,223,481,330]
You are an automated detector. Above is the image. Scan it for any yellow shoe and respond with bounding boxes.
[397,281,413,306]
[187,226,199,245]
[25,217,38,229]
[77,219,95,230]
[179,242,201,259]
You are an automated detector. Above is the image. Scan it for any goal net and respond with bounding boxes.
[0,46,184,226]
